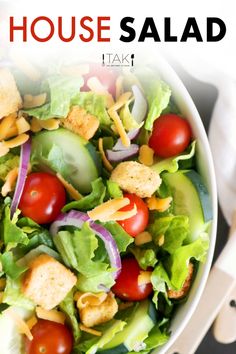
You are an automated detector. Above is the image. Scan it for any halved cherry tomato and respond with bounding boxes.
[112,257,153,301]
[148,114,192,158]
[19,172,66,224]
[81,63,117,96]
[25,319,73,354]
[118,193,149,238]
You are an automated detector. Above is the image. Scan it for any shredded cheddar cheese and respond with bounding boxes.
[23,93,47,109]
[5,308,33,341]
[16,116,31,134]
[26,316,38,330]
[146,196,172,212]
[111,92,132,111]
[5,125,18,140]
[137,271,152,286]
[1,167,18,197]
[101,205,137,222]
[108,109,130,148]
[0,278,6,291]
[158,234,165,247]
[135,231,152,246]
[139,145,154,166]
[3,133,29,149]
[98,138,113,172]
[80,324,102,337]
[0,113,17,140]
[30,117,42,132]
[0,291,4,303]
[36,306,66,324]
[38,118,60,131]
[56,173,82,200]
[0,142,9,157]
[87,197,130,221]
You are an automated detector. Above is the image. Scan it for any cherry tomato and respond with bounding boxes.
[19,172,66,224]
[81,63,117,96]
[112,257,153,301]
[25,319,73,354]
[148,114,192,158]
[118,193,149,237]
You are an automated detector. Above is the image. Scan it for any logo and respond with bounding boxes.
[102,53,135,67]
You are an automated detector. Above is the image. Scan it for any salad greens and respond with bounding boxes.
[0,64,213,354]
[23,75,84,120]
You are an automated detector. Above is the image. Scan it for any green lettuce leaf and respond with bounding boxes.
[131,247,157,270]
[167,233,209,289]
[72,92,111,125]
[102,221,134,253]
[148,215,189,254]
[128,325,169,353]
[0,252,28,279]
[152,141,196,174]
[106,180,123,199]
[62,178,106,213]
[24,75,84,120]
[59,291,81,343]
[144,80,171,131]
[54,223,115,292]
[76,271,114,293]
[3,277,35,310]
[86,320,126,354]
[0,153,19,182]
[151,262,172,307]
[16,217,54,257]
[0,207,29,250]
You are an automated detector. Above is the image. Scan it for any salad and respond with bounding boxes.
[0,62,212,354]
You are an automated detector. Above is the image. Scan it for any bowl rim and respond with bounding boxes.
[142,53,218,353]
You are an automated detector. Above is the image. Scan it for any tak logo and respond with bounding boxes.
[102,53,135,67]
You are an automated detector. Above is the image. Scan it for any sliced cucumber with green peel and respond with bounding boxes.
[98,300,157,354]
[31,128,101,194]
[162,170,212,241]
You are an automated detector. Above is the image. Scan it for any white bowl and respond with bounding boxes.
[142,54,218,353]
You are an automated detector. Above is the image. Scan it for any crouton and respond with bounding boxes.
[22,254,77,310]
[110,161,161,198]
[0,68,22,119]
[168,263,194,299]
[79,292,118,328]
[60,105,99,140]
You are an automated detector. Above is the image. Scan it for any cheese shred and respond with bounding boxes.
[98,138,113,172]
[80,324,102,337]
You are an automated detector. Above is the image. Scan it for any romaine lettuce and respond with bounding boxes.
[144,80,171,131]
[62,178,106,213]
[24,75,84,120]
[148,215,190,254]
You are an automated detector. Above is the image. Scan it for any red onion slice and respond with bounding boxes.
[106,144,139,162]
[113,128,141,151]
[50,210,121,279]
[131,85,148,124]
[10,139,31,218]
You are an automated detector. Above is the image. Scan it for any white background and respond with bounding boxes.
[0,0,235,79]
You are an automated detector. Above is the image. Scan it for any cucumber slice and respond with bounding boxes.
[31,128,101,194]
[99,300,157,354]
[162,170,212,241]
